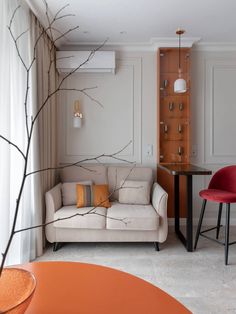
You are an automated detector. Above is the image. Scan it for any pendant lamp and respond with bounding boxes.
[174,29,187,93]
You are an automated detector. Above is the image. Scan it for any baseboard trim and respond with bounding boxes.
[168,218,236,226]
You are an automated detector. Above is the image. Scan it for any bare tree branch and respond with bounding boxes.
[14,211,128,235]
[54,3,70,20]
[7,27,27,70]
[45,7,55,95]
[57,38,108,90]
[24,71,30,138]
[32,39,108,125]
[8,7,31,137]
[59,87,104,108]
[0,135,26,159]
[26,141,133,177]
[28,8,78,72]
[110,140,132,156]
[53,26,79,44]
[0,2,112,277]
[9,5,20,28]
[104,155,134,163]
[50,27,71,41]
[45,3,54,42]
[54,13,76,21]
[15,28,29,41]
[56,55,74,61]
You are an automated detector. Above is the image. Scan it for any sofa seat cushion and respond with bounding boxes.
[106,202,159,231]
[53,206,107,229]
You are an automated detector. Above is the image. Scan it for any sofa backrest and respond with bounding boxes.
[107,166,153,200]
[60,164,153,201]
[60,165,107,184]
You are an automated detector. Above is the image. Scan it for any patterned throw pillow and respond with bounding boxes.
[76,184,111,208]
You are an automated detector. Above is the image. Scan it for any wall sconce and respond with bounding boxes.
[73,100,83,128]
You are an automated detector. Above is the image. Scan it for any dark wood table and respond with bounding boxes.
[158,163,212,252]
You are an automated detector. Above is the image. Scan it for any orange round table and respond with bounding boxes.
[19,261,190,314]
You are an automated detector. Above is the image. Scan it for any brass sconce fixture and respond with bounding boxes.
[73,100,83,128]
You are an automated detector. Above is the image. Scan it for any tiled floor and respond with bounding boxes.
[36,227,236,313]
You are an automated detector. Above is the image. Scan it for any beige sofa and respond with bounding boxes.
[45,165,168,251]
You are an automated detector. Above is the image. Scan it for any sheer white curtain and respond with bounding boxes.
[0,0,42,265]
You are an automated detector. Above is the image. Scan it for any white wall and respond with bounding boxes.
[58,48,236,223]
[58,51,157,168]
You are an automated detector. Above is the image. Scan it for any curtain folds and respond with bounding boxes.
[0,1,58,265]
[30,13,58,250]
[0,0,36,265]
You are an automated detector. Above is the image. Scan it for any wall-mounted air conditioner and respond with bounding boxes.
[56,51,115,74]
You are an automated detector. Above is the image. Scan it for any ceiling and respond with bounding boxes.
[29,0,236,47]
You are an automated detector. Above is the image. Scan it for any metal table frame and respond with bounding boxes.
[158,164,212,252]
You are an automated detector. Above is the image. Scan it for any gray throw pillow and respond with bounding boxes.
[62,181,93,205]
[118,180,151,205]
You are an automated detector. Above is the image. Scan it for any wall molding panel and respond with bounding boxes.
[204,58,236,164]
[191,52,236,223]
[58,57,142,164]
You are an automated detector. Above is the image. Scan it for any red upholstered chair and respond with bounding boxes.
[194,165,236,265]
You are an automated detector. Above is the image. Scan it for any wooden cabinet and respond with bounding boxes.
[157,48,191,217]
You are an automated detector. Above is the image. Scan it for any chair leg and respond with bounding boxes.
[216,203,223,239]
[53,242,61,252]
[154,242,160,251]
[194,199,207,250]
[225,204,230,265]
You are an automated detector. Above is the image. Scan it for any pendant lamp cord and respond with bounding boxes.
[178,33,181,70]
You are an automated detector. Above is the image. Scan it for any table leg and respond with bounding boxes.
[174,174,193,252]
[174,175,180,233]
[186,175,193,252]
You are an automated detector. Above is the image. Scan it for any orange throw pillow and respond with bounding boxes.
[76,184,111,208]
[93,184,111,208]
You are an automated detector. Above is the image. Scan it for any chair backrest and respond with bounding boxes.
[208,165,236,193]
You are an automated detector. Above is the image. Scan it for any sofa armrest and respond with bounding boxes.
[45,183,62,214]
[152,182,168,216]
[45,183,62,243]
[151,182,168,242]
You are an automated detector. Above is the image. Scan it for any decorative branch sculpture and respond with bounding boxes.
[0,3,133,277]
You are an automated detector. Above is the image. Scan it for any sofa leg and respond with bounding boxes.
[154,242,160,251]
[53,242,61,252]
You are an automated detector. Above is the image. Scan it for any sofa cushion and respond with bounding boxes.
[62,181,93,206]
[60,165,107,185]
[106,202,159,231]
[119,180,151,205]
[108,166,153,200]
[53,206,107,229]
